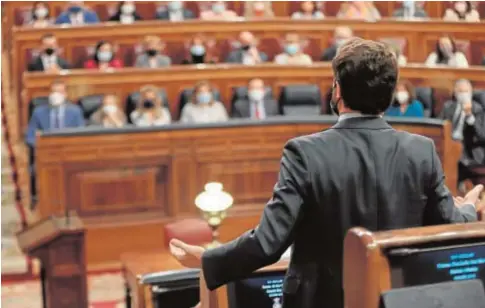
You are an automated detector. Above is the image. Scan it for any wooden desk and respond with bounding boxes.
[34,117,461,265]
[20,64,485,132]
[11,19,485,107]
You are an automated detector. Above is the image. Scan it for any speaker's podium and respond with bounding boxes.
[200,259,289,308]
[16,212,88,308]
[344,222,485,308]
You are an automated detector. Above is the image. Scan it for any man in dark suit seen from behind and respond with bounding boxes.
[320,26,353,62]
[232,78,279,119]
[155,1,195,21]
[226,31,268,65]
[27,33,71,73]
[170,38,483,308]
[440,79,485,187]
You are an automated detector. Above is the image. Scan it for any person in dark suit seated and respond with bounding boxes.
[320,26,353,61]
[155,1,195,21]
[55,1,100,25]
[27,33,71,73]
[169,38,483,308]
[392,1,428,19]
[384,79,424,117]
[84,40,123,71]
[440,79,485,188]
[26,80,85,147]
[226,31,268,65]
[108,1,142,24]
[232,78,278,119]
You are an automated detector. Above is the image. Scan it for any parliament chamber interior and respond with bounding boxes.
[1,1,485,307]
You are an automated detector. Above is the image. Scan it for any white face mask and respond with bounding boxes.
[456,92,471,104]
[121,3,135,14]
[395,91,410,104]
[35,7,49,19]
[248,89,264,102]
[49,92,65,106]
[103,104,117,114]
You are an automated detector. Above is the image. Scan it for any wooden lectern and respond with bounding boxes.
[17,213,88,308]
[199,259,289,308]
[343,222,485,308]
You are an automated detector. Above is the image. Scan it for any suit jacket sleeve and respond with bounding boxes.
[466,105,485,142]
[58,57,71,69]
[25,110,41,147]
[231,101,243,118]
[424,139,477,224]
[202,139,309,290]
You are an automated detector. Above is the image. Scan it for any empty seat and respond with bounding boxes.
[279,84,322,116]
[177,88,221,120]
[415,87,435,117]
[78,94,105,119]
[163,218,213,248]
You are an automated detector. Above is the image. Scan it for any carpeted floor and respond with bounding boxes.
[1,272,125,308]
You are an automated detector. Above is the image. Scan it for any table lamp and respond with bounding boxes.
[195,182,233,248]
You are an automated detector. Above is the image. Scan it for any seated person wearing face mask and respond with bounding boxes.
[30,1,53,28]
[244,1,274,19]
[26,80,85,147]
[443,1,480,22]
[392,1,428,19]
[109,1,142,24]
[130,85,171,127]
[274,33,313,65]
[135,36,171,68]
[384,80,424,118]
[232,78,279,119]
[200,1,240,21]
[321,26,353,62]
[440,79,485,186]
[182,36,216,65]
[55,1,99,25]
[180,81,228,124]
[291,1,325,20]
[425,36,468,68]
[156,1,195,21]
[28,33,71,72]
[89,95,127,128]
[226,31,268,65]
[84,40,123,71]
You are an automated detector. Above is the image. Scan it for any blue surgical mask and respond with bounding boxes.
[97,51,113,62]
[168,1,182,11]
[248,89,264,102]
[196,92,212,104]
[285,44,300,56]
[190,45,206,56]
[212,3,225,13]
[68,5,83,14]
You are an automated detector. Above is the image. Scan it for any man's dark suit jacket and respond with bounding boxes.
[440,100,485,166]
[225,49,268,64]
[320,44,338,62]
[202,116,477,308]
[231,99,279,118]
[27,56,71,72]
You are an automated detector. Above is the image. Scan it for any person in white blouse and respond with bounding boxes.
[274,33,313,65]
[130,85,171,126]
[443,1,480,22]
[291,1,325,20]
[180,81,228,124]
[425,36,469,68]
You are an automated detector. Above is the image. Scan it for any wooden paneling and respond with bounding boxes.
[21,64,485,133]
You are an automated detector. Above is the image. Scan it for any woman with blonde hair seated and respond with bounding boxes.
[135,35,171,69]
[130,85,171,126]
[244,1,274,19]
[337,1,381,21]
[89,94,127,128]
[180,81,228,124]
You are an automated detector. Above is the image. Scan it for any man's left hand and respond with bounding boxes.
[169,239,205,268]
[463,101,473,115]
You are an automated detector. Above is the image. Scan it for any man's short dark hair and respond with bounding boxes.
[332,38,398,115]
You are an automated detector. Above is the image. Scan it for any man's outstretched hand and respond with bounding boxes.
[454,184,484,212]
[169,239,205,268]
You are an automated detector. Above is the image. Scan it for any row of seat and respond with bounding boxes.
[29,83,485,123]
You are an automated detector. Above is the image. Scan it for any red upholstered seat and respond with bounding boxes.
[163,218,213,248]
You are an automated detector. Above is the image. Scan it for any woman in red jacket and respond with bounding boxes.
[84,40,123,71]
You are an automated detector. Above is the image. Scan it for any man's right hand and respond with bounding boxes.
[454,184,484,211]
